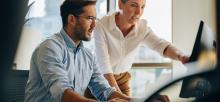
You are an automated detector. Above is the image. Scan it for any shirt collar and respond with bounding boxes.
[108,12,118,31]
[60,28,84,49]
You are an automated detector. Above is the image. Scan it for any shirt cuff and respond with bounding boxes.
[157,40,171,56]
[103,87,117,101]
[50,81,74,102]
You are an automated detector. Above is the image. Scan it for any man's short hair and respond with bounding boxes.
[60,0,96,27]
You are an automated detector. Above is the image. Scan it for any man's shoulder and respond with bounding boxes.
[31,33,65,61]
[39,33,65,49]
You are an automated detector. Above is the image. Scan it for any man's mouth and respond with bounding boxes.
[87,29,94,36]
[88,29,93,33]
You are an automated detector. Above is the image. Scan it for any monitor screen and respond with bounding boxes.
[179,20,216,98]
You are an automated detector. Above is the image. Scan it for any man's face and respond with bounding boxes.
[74,4,96,41]
[119,0,146,25]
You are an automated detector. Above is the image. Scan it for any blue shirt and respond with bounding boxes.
[24,29,116,102]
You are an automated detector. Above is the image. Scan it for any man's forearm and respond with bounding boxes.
[61,89,96,102]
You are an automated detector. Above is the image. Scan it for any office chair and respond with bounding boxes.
[4,70,29,102]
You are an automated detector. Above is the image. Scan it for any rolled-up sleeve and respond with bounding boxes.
[143,26,171,56]
[36,40,74,102]
[94,23,114,74]
[88,56,116,101]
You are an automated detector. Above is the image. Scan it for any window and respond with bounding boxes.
[14,0,107,70]
[130,68,172,98]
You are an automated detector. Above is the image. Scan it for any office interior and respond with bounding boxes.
[0,0,220,102]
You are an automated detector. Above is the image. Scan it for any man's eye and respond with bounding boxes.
[87,16,93,20]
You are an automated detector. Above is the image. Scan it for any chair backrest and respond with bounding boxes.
[4,70,29,102]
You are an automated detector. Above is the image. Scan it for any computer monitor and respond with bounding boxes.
[179,20,216,98]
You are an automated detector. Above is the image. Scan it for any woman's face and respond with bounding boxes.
[119,0,146,25]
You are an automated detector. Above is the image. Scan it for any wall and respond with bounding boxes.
[14,26,42,70]
[172,0,216,78]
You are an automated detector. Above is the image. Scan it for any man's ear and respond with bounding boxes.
[67,14,76,26]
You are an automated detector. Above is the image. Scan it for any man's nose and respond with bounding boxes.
[91,19,96,28]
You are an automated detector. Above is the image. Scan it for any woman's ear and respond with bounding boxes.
[118,0,122,10]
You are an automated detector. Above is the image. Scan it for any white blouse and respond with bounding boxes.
[94,12,171,74]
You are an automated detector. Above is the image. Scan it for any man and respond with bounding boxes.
[93,0,189,96]
[24,0,131,102]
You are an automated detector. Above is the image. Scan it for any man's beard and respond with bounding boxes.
[73,24,91,41]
